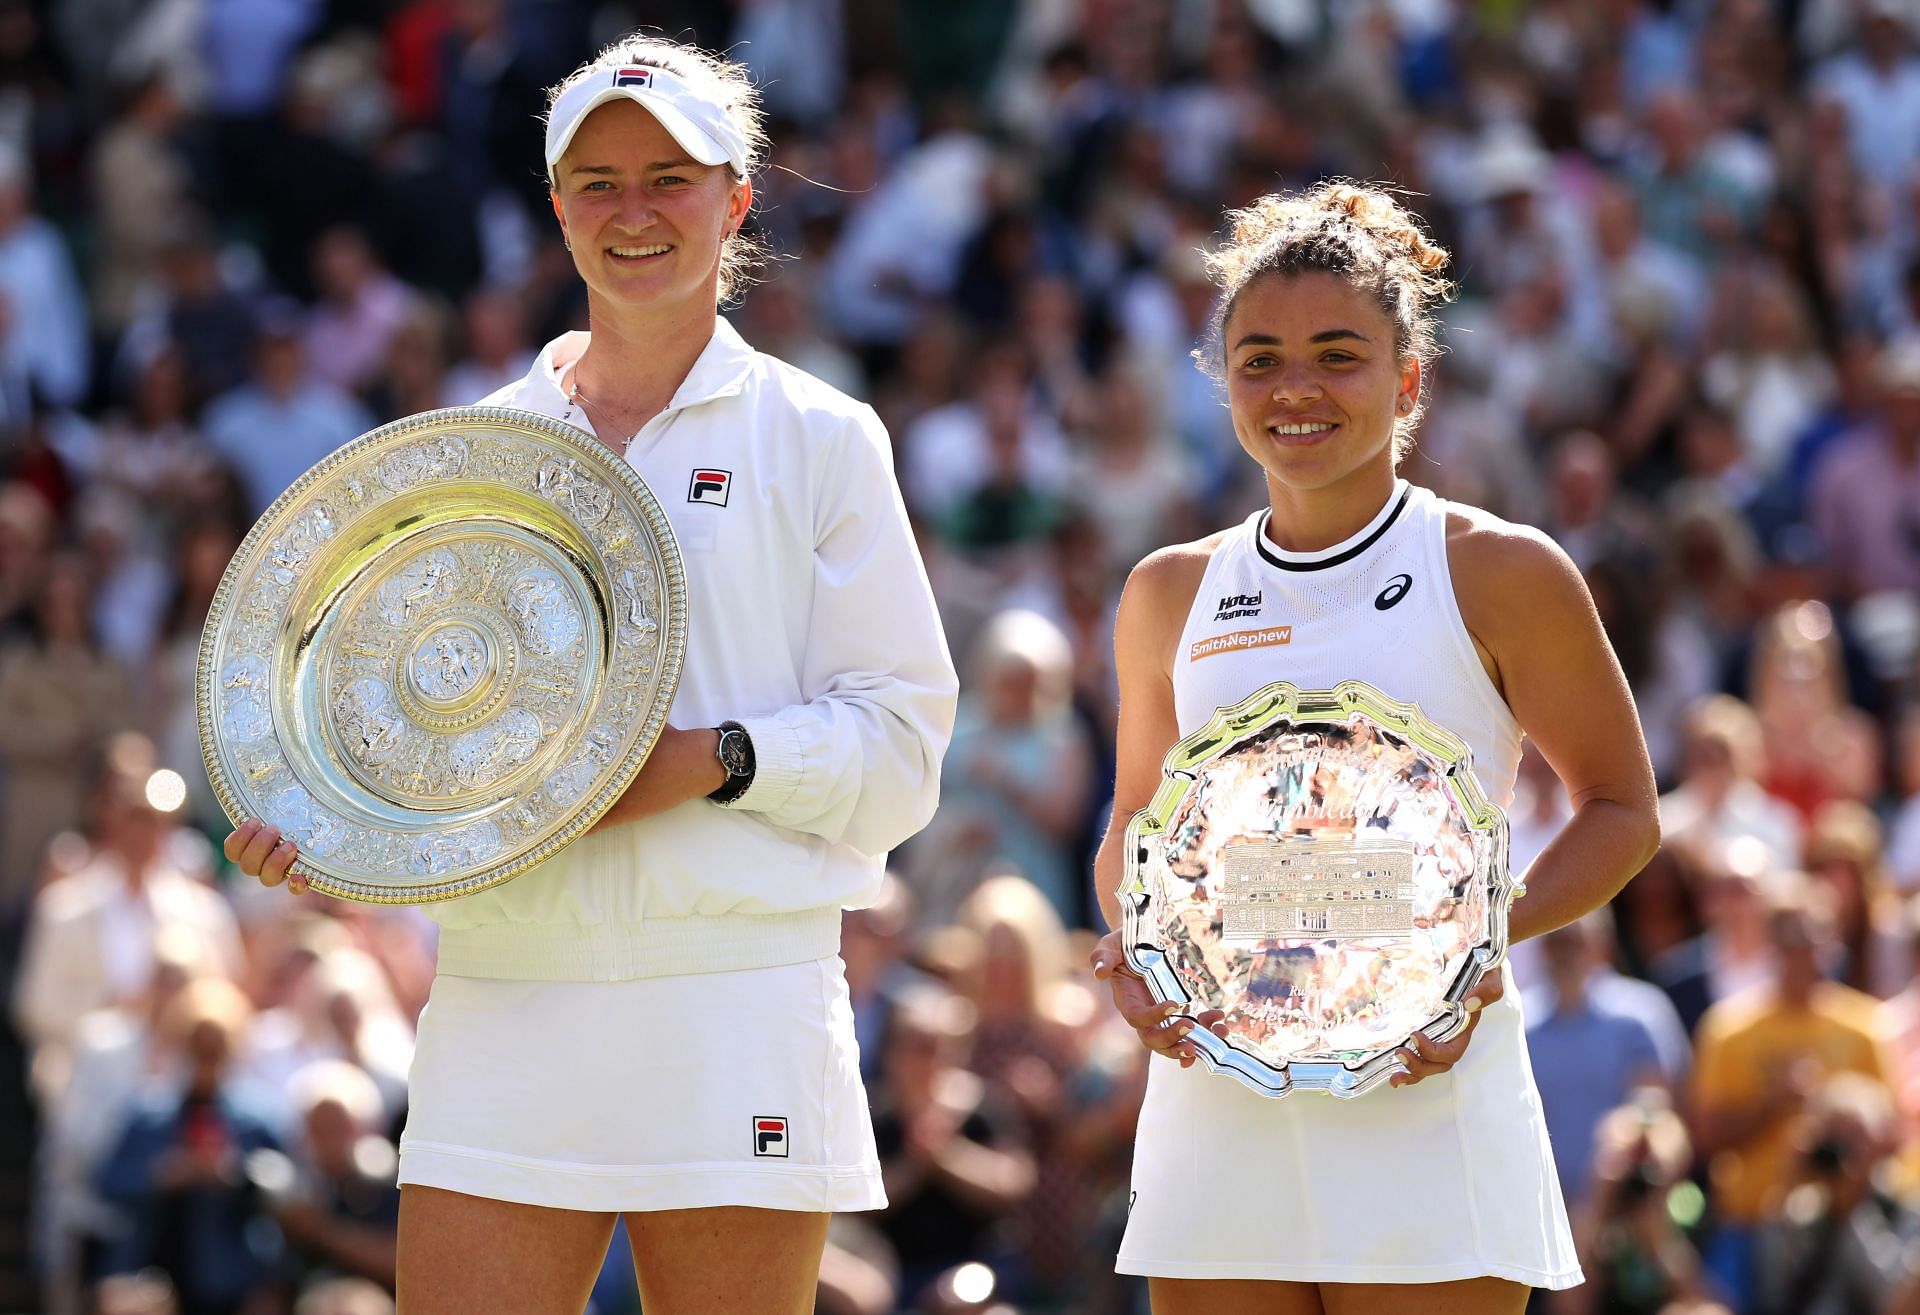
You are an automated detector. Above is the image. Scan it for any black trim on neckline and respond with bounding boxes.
[1255,487,1411,573]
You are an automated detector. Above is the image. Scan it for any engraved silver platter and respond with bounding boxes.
[197,406,686,903]
[1120,680,1517,1098]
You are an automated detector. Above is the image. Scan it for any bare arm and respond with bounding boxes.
[1452,514,1662,944]
[1091,547,1199,933]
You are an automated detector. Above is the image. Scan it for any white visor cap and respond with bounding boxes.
[545,63,750,181]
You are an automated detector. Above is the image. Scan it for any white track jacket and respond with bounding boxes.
[425,319,957,981]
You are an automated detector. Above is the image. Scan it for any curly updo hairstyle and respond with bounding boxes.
[543,34,772,304]
[1198,182,1455,460]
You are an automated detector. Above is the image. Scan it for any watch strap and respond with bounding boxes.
[707,720,755,805]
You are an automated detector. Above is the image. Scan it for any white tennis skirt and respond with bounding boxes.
[398,955,885,1214]
[1116,990,1581,1289]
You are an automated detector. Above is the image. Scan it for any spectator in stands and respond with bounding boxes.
[920,610,1093,927]
[1689,885,1887,1306]
[1527,910,1689,1211]
[201,305,375,517]
[95,977,282,1315]
[1809,334,1920,602]
[1571,1091,1713,1315]
[0,559,135,910]
[1659,694,1804,871]
[13,733,240,1075]
[260,1059,399,1296]
[872,986,1034,1307]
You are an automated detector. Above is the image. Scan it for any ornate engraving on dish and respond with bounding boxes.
[406,623,494,704]
[545,726,620,808]
[536,455,614,524]
[502,567,583,655]
[447,707,546,790]
[334,677,412,768]
[615,567,659,647]
[377,434,469,491]
[199,406,688,903]
[1120,680,1514,1099]
[264,784,346,857]
[266,502,337,581]
[410,819,503,875]
[377,548,460,626]
[220,655,275,743]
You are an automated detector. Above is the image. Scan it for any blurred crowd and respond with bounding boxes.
[0,0,1915,1313]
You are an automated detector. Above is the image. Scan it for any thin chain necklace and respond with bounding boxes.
[561,364,639,455]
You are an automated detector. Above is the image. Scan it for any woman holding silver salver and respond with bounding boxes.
[226,32,957,1314]
[1089,182,1660,1313]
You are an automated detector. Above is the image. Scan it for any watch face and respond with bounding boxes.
[719,731,750,775]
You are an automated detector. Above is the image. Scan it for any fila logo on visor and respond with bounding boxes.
[753,1116,789,1157]
[612,66,655,88]
[689,469,732,506]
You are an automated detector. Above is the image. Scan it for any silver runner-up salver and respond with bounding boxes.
[197,406,687,904]
[1119,680,1518,1098]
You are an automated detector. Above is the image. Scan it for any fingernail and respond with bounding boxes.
[1466,998,1483,1013]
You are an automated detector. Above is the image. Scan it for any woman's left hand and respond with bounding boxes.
[589,726,726,831]
[1390,971,1504,1088]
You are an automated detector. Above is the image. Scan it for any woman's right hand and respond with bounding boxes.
[223,819,305,893]
[1089,928,1226,1068]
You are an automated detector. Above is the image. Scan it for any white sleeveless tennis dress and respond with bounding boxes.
[1115,481,1581,1289]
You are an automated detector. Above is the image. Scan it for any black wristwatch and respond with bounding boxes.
[708,720,756,805]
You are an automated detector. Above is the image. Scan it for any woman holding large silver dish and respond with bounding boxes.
[224,34,957,1315]
[1087,183,1661,1313]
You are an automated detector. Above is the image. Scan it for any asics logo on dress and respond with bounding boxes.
[1374,574,1413,611]
[1214,591,1263,621]
[753,1115,789,1157]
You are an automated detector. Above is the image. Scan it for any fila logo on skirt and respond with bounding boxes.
[753,1115,789,1157]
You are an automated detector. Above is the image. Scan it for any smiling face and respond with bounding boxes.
[550,98,750,319]
[1223,270,1421,498]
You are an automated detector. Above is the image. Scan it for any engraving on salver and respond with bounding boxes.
[266,501,338,581]
[536,456,614,524]
[220,655,275,742]
[502,568,582,655]
[335,677,411,767]
[408,624,492,702]
[1218,838,1418,942]
[378,548,460,625]
[448,707,545,790]
[377,434,469,491]
[265,784,346,856]
[544,727,619,808]
[409,819,503,875]
[615,567,659,646]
